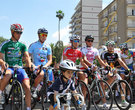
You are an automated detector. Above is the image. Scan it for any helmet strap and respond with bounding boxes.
[61,74,69,80]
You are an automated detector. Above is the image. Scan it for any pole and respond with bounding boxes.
[58,19,60,47]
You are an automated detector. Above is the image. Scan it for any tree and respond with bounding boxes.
[0,36,8,44]
[56,10,64,44]
[53,41,64,63]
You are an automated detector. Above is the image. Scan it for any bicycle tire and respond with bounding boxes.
[9,80,24,110]
[75,80,91,110]
[114,80,132,110]
[41,77,47,110]
[91,80,113,110]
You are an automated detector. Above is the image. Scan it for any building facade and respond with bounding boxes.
[69,0,102,47]
[98,0,135,48]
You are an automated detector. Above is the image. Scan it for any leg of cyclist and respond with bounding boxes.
[0,69,12,104]
[17,68,31,110]
[33,70,44,88]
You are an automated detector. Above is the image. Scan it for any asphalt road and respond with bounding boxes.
[3,102,135,110]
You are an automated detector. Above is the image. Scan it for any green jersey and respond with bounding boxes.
[0,39,27,66]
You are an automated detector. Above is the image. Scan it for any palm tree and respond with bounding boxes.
[56,10,64,45]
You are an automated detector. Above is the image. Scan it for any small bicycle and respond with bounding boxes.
[72,71,91,110]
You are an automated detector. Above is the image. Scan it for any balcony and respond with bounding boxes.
[127,35,135,39]
[102,15,108,22]
[110,19,117,26]
[127,13,135,19]
[74,23,81,28]
[127,23,135,30]
[109,8,117,16]
[127,1,135,7]
[109,30,117,36]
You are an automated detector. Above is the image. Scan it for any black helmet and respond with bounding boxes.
[37,28,48,34]
[85,35,94,41]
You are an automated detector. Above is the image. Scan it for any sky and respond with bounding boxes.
[0,0,113,47]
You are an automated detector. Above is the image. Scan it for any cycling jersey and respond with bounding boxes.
[81,47,99,64]
[47,76,75,96]
[0,39,27,66]
[120,50,134,66]
[28,40,53,81]
[28,41,52,66]
[63,46,82,63]
[103,52,119,66]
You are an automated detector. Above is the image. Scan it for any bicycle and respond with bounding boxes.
[0,65,25,110]
[30,65,53,110]
[102,69,133,110]
[72,71,91,110]
[85,67,113,110]
[128,70,135,103]
[56,92,85,110]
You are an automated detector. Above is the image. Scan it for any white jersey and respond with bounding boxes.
[81,46,99,64]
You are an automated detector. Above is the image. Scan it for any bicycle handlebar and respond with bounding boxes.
[56,93,84,109]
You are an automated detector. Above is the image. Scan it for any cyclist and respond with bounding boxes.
[103,40,130,107]
[63,35,90,85]
[119,43,134,79]
[28,28,53,98]
[81,35,110,109]
[47,59,83,110]
[0,24,32,110]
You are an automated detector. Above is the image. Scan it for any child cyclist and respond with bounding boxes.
[47,59,83,110]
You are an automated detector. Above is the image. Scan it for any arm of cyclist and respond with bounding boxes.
[95,55,111,71]
[23,51,32,69]
[0,52,8,71]
[79,57,92,71]
[117,58,129,70]
[44,54,52,67]
[83,55,97,71]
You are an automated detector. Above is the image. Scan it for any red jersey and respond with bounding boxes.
[63,47,82,63]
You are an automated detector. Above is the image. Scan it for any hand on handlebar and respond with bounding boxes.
[91,64,97,71]
[1,62,8,72]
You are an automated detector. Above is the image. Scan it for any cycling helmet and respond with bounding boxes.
[105,40,115,46]
[37,28,48,34]
[59,59,78,71]
[70,35,80,41]
[119,43,128,49]
[85,35,94,41]
[10,24,23,32]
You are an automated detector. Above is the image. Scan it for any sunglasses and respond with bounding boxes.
[108,45,114,47]
[40,33,47,37]
[73,40,79,43]
[15,31,22,34]
[87,40,93,42]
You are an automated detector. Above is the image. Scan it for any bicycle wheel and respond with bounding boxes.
[91,80,113,110]
[75,80,91,110]
[40,77,48,110]
[9,80,24,110]
[114,80,132,110]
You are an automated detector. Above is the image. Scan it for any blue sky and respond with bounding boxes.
[0,0,112,47]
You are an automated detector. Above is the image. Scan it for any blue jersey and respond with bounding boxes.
[28,41,52,66]
[47,76,75,96]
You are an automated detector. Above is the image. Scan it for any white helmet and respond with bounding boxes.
[60,59,78,71]
[70,35,80,41]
